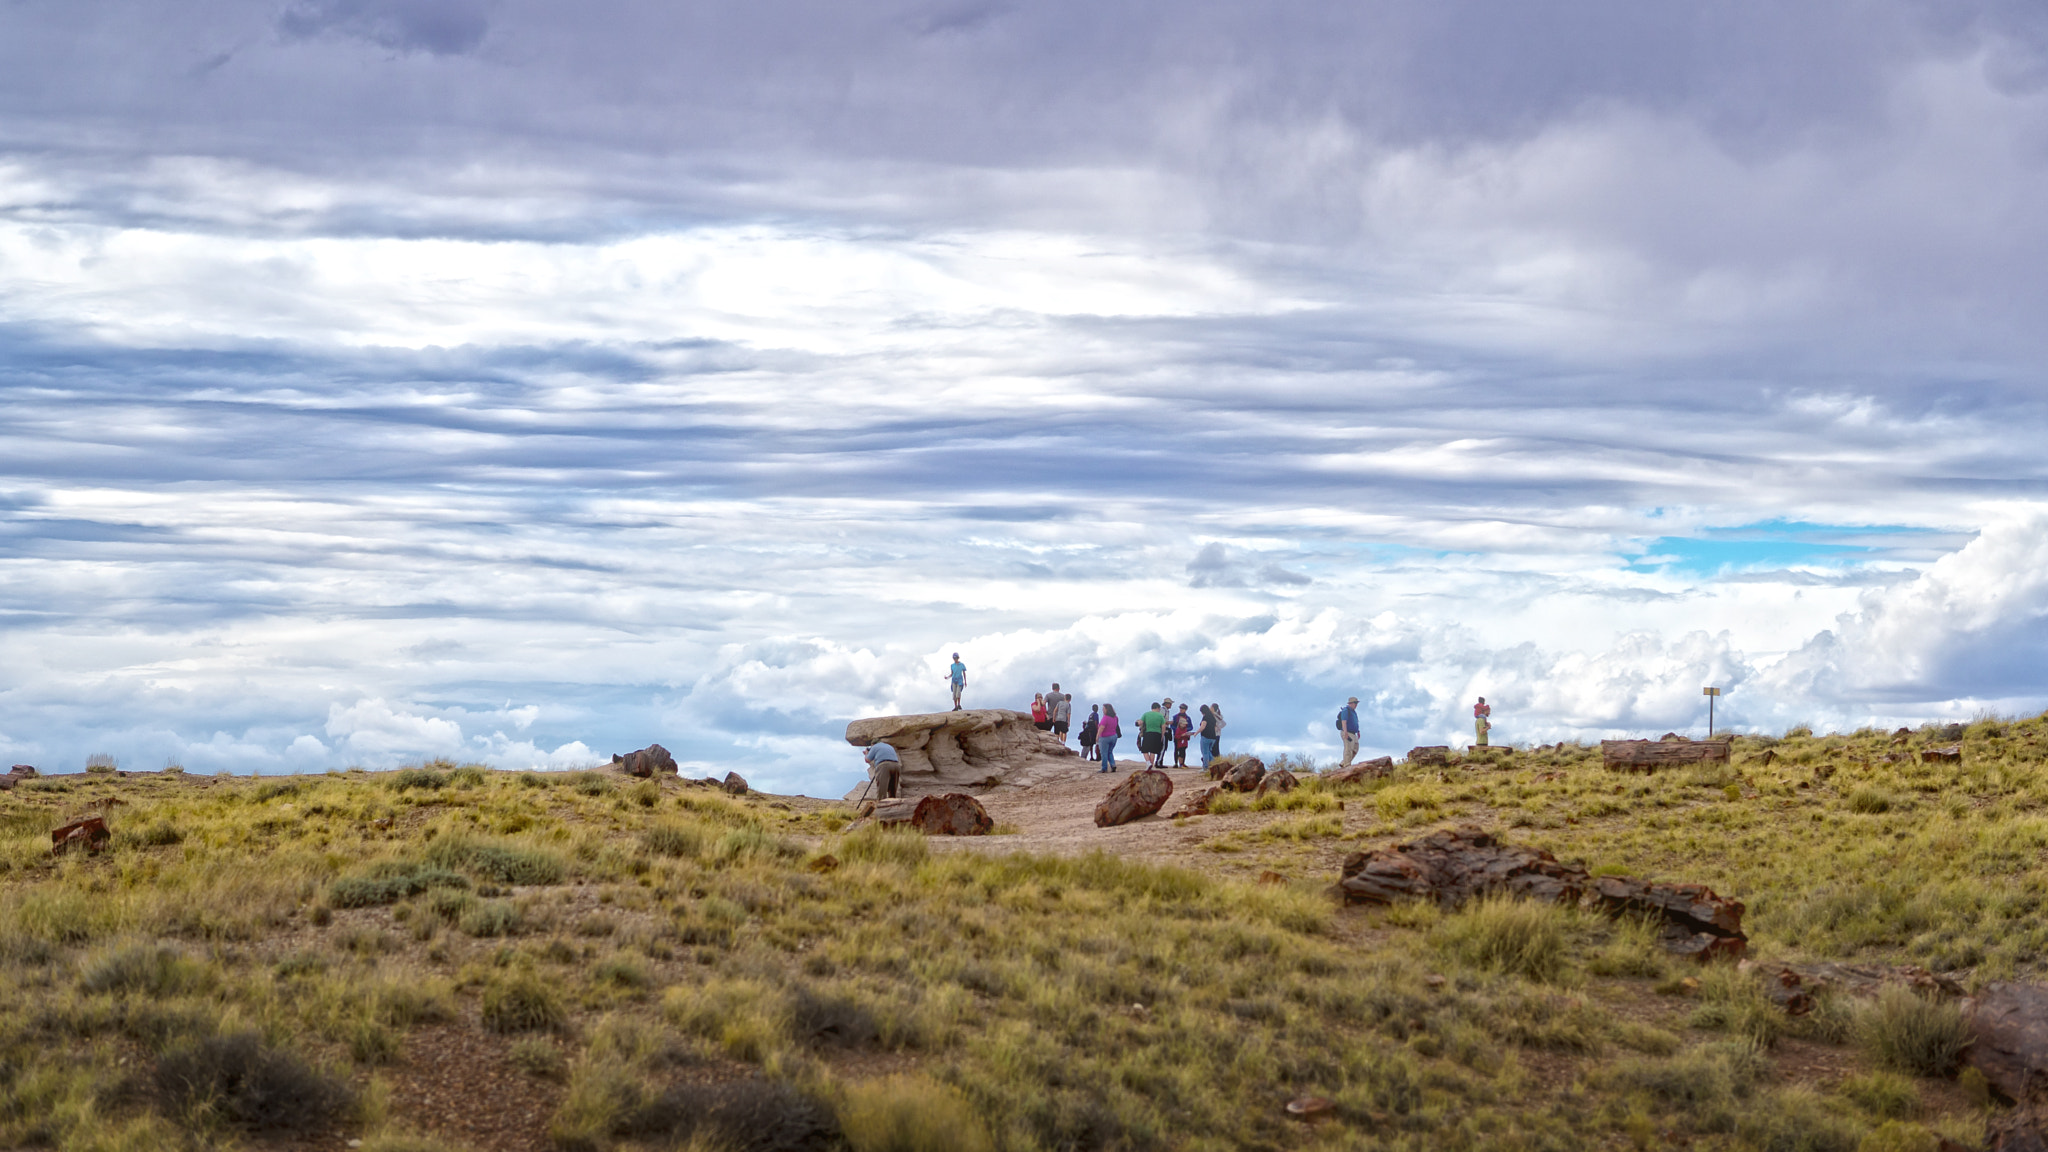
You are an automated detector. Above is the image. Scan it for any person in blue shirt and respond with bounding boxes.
[863,742,902,799]
[947,653,967,710]
[1336,696,1361,767]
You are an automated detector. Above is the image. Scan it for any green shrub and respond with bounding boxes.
[838,1075,993,1152]
[251,778,303,803]
[630,780,661,808]
[154,1031,352,1131]
[574,773,614,797]
[1432,895,1572,982]
[137,821,184,846]
[1687,964,1784,1048]
[712,825,801,865]
[508,1036,567,1080]
[451,765,488,787]
[1857,1121,1942,1152]
[641,823,705,859]
[424,835,567,886]
[518,771,551,788]
[482,970,565,1033]
[835,823,930,868]
[390,767,450,791]
[1858,986,1973,1077]
[1850,787,1895,814]
[78,944,210,996]
[1840,1071,1918,1119]
[328,862,470,908]
[458,901,523,938]
[593,953,652,991]
[85,753,117,774]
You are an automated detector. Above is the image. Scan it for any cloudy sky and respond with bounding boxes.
[4,0,2048,795]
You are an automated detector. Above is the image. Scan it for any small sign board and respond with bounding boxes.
[1702,687,1721,696]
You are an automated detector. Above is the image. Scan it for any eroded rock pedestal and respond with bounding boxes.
[844,709,1075,799]
[1339,826,1748,961]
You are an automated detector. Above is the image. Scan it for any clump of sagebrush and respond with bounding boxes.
[1859,986,1974,1077]
[1431,894,1577,982]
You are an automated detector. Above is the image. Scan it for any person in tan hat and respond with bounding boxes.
[1336,696,1361,767]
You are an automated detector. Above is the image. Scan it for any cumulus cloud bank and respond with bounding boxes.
[2,0,2046,794]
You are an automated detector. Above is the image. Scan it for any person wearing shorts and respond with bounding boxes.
[1048,683,1071,742]
[1138,702,1166,767]
[948,653,966,710]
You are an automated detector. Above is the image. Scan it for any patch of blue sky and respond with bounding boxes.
[1629,520,1953,577]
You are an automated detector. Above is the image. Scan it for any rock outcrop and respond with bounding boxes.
[0,764,35,791]
[1095,770,1175,828]
[844,709,1075,799]
[613,745,677,778]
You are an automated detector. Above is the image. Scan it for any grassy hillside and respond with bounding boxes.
[1,719,2039,1151]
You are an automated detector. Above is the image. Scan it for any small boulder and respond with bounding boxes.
[910,793,993,836]
[1922,745,1963,764]
[723,771,749,796]
[612,744,677,778]
[1256,768,1298,796]
[1095,769,1175,827]
[1220,757,1267,793]
[1325,756,1392,784]
[1406,746,1449,766]
[1172,785,1220,817]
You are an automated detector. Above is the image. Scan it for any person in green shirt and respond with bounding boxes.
[1139,702,1167,767]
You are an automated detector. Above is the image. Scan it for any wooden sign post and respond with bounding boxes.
[1703,686,1721,737]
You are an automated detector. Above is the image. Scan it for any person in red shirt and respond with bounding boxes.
[1030,693,1051,730]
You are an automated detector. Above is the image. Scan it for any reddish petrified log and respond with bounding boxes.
[1256,768,1298,797]
[1966,982,2048,1107]
[1601,739,1732,770]
[1172,785,1220,817]
[612,744,677,777]
[1922,745,1963,764]
[1407,746,1449,765]
[51,816,110,856]
[1220,759,1267,793]
[1338,826,1747,960]
[722,771,749,796]
[1324,756,1393,784]
[909,793,992,835]
[1094,769,1174,828]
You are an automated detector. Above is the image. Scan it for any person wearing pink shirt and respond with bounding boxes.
[1095,704,1121,772]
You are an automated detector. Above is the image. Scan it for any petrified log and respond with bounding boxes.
[1256,768,1298,796]
[1207,754,1259,782]
[1324,756,1393,784]
[1601,739,1732,770]
[1172,785,1220,817]
[1891,727,1914,744]
[1338,826,1747,960]
[722,771,749,796]
[1966,982,2048,1106]
[1922,745,1963,764]
[1406,746,1449,765]
[1741,965,1816,1016]
[51,816,110,856]
[612,744,677,778]
[1095,769,1174,828]
[909,793,992,835]
[1221,758,1267,793]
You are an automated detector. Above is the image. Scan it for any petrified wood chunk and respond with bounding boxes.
[1601,739,1732,770]
[1172,785,1220,817]
[1922,745,1963,764]
[612,744,677,777]
[1324,756,1393,784]
[722,772,749,796]
[1338,826,1747,960]
[871,793,993,835]
[1406,746,1449,765]
[51,816,110,856]
[1256,768,1298,796]
[1095,769,1174,828]
[1220,758,1267,793]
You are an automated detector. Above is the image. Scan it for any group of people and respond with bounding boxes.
[1031,691,1228,774]
[1331,693,1494,767]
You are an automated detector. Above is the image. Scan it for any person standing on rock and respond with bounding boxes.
[1096,705,1121,772]
[1138,702,1166,768]
[1473,697,1492,747]
[948,653,967,710]
[1169,703,1194,768]
[862,742,902,800]
[1337,696,1361,767]
[1198,705,1220,769]
[1079,705,1099,762]
[1048,683,1071,744]
[1031,693,1051,730]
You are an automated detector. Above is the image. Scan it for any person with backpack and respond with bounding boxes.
[1209,703,1227,755]
[1336,696,1361,767]
[1169,703,1194,768]
[1079,705,1100,762]
[1095,705,1121,772]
